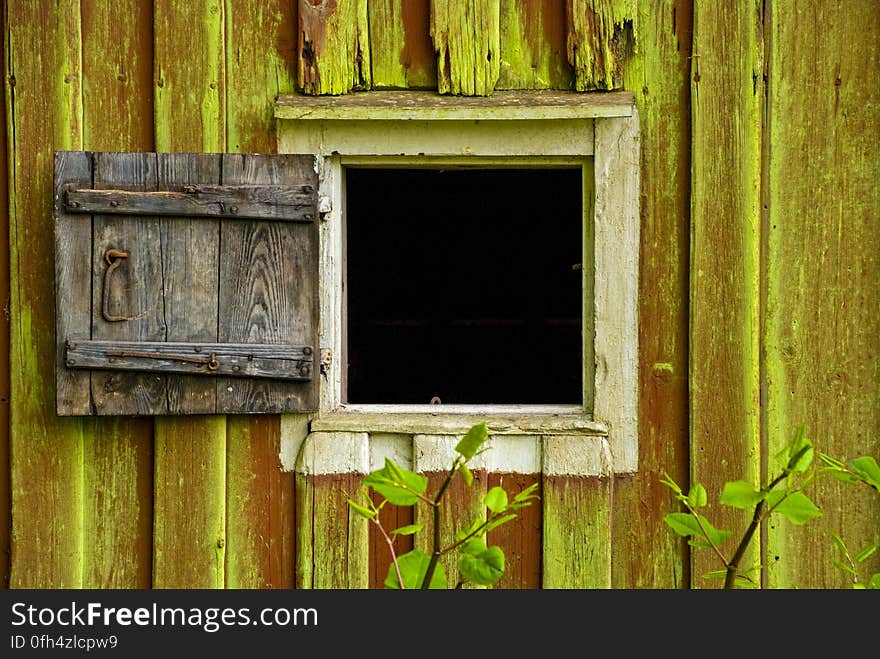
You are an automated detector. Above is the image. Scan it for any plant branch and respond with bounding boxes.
[420,458,464,590]
[373,519,405,589]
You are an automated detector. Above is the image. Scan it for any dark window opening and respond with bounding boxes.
[345,168,583,405]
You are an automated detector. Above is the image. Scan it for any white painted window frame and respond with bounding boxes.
[275,91,639,473]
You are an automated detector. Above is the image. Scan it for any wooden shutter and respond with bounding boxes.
[54,151,319,415]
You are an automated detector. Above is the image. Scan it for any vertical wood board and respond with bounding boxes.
[497,0,572,90]
[565,0,637,91]
[369,0,437,90]
[298,0,371,95]
[430,0,501,96]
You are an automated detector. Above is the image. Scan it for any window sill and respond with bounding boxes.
[309,406,607,436]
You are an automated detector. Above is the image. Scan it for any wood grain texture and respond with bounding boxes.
[763,0,880,588]
[79,0,156,587]
[565,0,637,90]
[298,0,370,95]
[152,0,228,587]
[430,0,501,95]
[369,0,436,90]
[90,152,167,416]
[218,154,319,413]
[223,0,299,590]
[225,416,295,588]
[541,474,611,587]
[611,0,692,589]
[6,0,86,588]
[690,0,763,588]
[487,473,542,588]
[0,0,9,586]
[497,0,572,90]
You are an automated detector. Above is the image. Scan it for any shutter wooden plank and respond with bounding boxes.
[66,340,313,380]
[497,0,572,90]
[298,0,371,95]
[7,0,85,588]
[690,0,763,588]
[80,0,155,588]
[217,154,319,413]
[369,0,437,90]
[65,185,317,221]
[90,152,167,416]
[764,1,880,588]
[565,0,637,91]
[55,151,93,415]
[157,152,221,414]
[611,0,691,589]
[430,0,501,96]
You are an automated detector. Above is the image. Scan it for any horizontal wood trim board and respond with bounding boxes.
[64,185,317,221]
[275,90,636,121]
[65,340,314,380]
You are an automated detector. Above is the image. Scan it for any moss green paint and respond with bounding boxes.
[496,0,572,90]
[566,0,637,91]
[430,0,501,96]
[299,0,371,96]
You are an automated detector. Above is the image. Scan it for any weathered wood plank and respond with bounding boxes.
[369,0,437,90]
[157,153,221,415]
[7,0,85,588]
[218,154,320,414]
[152,416,227,588]
[152,0,227,588]
[430,0,501,95]
[66,340,314,381]
[497,0,572,90]
[486,472,542,588]
[90,152,167,416]
[298,0,370,95]
[226,416,295,588]
[80,0,156,588]
[541,436,613,588]
[612,0,692,589]
[690,0,763,588]
[224,0,299,589]
[65,185,317,221]
[764,0,880,588]
[0,13,8,586]
[565,0,637,91]
[54,151,93,415]
[295,432,370,588]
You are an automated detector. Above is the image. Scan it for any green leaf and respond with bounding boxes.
[702,569,728,580]
[687,483,708,508]
[663,512,731,547]
[347,499,377,520]
[459,545,505,586]
[824,469,862,485]
[455,422,489,461]
[454,519,483,543]
[460,537,486,556]
[484,486,509,513]
[363,458,428,506]
[774,425,814,474]
[766,490,822,525]
[384,550,446,589]
[867,573,880,589]
[831,533,848,555]
[484,513,518,534]
[832,559,857,576]
[458,462,474,487]
[848,456,880,491]
[513,482,540,502]
[391,524,423,536]
[720,480,765,509]
[854,543,878,563]
[660,471,684,496]
[818,453,846,469]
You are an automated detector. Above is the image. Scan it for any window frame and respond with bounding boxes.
[275,91,639,474]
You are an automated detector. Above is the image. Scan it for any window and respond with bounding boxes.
[275,90,640,473]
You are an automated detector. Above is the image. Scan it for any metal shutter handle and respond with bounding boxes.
[102,248,136,322]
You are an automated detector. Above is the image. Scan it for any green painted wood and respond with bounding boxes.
[541,475,612,588]
[6,0,86,588]
[298,0,370,95]
[764,0,880,589]
[369,0,436,90]
[497,0,572,90]
[223,0,299,589]
[611,0,692,589]
[295,474,370,589]
[690,0,763,588]
[152,0,228,588]
[0,11,8,585]
[565,0,637,91]
[430,0,501,95]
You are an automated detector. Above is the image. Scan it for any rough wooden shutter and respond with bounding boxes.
[54,151,319,415]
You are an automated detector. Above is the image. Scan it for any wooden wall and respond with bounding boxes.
[1,0,877,589]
